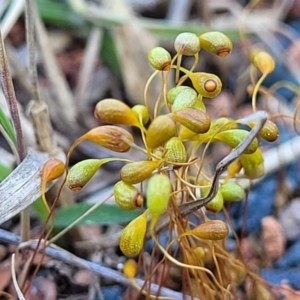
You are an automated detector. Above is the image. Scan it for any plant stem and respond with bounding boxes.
[25,0,40,103]
[0,30,26,162]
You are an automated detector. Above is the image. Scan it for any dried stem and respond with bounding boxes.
[0,30,26,162]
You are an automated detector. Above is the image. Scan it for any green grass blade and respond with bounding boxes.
[54,203,140,227]
[0,106,16,145]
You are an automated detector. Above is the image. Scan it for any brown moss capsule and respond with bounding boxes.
[220,182,245,202]
[199,31,232,57]
[248,120,279,142]
[131,105,149,125]
[167,86,190,104]
[171,87,198,112]
[147,174,172,217]
[188,72,222,98]
[172,108,211,134]
[186,247,205,266]
[165,137,187,164]
[214,129,258,154]
[94,99,140,127]
[174,32,200,56]
[67,159,103,192]
[42,158,65,183]
[114,181,143,210]
[189,220,229,240]
[146,115,176,149]
[240,149,264,179]
[251,50,275,74]
[120,212,147,257]
[84,126,134,152]
[120,160,161,184]
[148,47,171,71]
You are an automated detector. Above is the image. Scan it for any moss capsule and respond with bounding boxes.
[147,174,172,217]
[131,104,149,125]
[148,47,171,71]
[240,149,264,179]
[120,212,147,257]
[167,86,191,104]
[171,87,198,112]
[84,126,134,153]
[165,137,187,164]
[199,31,232,57]
[189,220,229,240]
[251,50,275,74]
[174,32,200,56]
[114,180,143,210]
[146,115,176,149]
[120,160,161,184]
[67,159,103,192]
[214,129,258,154]
[220,182,245,202]
[94,99,140,127]
[188,72,222,98]
[172,108,211,134]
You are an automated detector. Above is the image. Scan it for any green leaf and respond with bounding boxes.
[0,162,12,181]
[54,203,140,227]
[0,106,16,145]
[31,197,50,222]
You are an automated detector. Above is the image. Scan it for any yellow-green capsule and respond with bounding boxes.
[131,104,150,125]
[94,99,140,127]
[188,72,222,98]
[146,115,176,149]
[148,47,171,71]
[240,149,264,179]
[220,182,245,202]
[189,220,229,240]
[120,160,161,185]
[147,174,172,217]
[165,137,187,164]
[174,32,201,56]
[119,212,147,257]
[167,86,191,104]
[171,87,198,112]
[114,181,143,210]
[251,50,275,74]
[214,129,258,154]
[199,31,232,57]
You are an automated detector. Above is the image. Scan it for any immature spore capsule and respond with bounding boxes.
[114,180,143,210]
[148,47,171,71]
[120,160,161,184]
[174,32,201,56]
[165,137,187,164]
[189,220,229,240]
[119,212,147,257]
[199,31,232,57]
[171,87,198,112]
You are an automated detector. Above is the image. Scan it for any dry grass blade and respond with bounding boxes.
[0,150,50,225]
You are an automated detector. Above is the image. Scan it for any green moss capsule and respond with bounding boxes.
[199,31,232,57]
[119,212,147,257]
[120,160,161,184]
[148,47,171,71]
[146,115,176,149]
[114,181,143,210]
[220,182,245,202]
[147,174,172,217]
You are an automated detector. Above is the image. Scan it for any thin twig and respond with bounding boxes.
[0,229,197,300]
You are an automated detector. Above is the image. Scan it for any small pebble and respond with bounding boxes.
[261,267,300,290]
[275,239,300,268]
[279,199,300,241]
